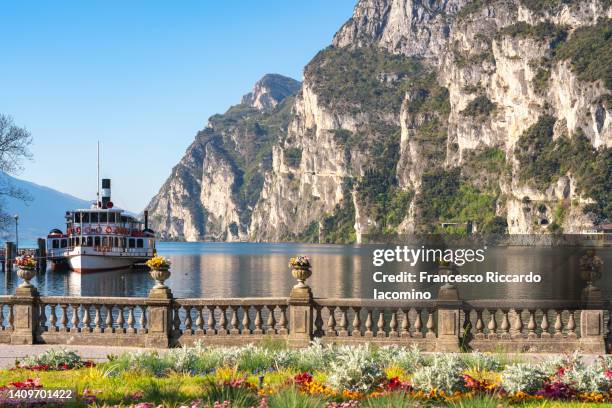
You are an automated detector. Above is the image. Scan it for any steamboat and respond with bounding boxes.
[46,178,156,273]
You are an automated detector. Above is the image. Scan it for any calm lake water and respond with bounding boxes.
[1,242,610,300]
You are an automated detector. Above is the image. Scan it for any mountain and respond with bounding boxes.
[147,0,611,242]
[0,173,90,243]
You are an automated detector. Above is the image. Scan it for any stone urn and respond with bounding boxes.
[579,249,603,302]
[437,262,459,300]
[291,266,312,288]
[17,266,36,288]
[150,267,171,289]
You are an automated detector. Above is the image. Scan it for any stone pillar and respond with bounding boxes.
[145,266,173,348]
[579,307,606,354]
[288,259,314,347]
[435,300,462,352]
[5,242,15,270]
[11,284,39,345]
[145,286,173,348]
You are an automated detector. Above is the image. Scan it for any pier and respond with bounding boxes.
[0,259,609,354]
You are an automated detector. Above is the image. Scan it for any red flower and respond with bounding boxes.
[386,377,411,392]
[557,367,566,377]
[294,373,313,385]
[605,369,612,380]
[9,378,42,389]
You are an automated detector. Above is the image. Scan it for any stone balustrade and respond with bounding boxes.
[0,263,609,353]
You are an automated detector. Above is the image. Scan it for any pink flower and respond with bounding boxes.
[605,369,612,380]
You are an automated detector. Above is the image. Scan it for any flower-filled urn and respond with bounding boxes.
[289,256,312,288]
[15,255,36,288]
[146,256,172,289]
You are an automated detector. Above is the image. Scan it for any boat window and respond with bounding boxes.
[94,236,100,247]
[136,239,143,248]
[82,212,90,223]
[91,212,99,223]
[86,236,93,247]
[100,212,108,223]
[74,213,81,223]
[52,239,59,249]
[128,239,135,248]
[60,239,67,248]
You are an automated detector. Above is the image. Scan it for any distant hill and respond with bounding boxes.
[0,172,90,244]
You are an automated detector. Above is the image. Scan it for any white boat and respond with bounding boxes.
[46,177,156,273]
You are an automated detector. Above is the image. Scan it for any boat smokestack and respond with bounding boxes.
[144,210,149,230]
[101,178,111,208]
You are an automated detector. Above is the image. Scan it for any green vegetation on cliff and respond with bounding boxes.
[515,115,611,221]
[553,18,612,90]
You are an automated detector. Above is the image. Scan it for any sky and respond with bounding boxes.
[0,0,356,212]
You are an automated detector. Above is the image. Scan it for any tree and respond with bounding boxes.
[0,114,32,228]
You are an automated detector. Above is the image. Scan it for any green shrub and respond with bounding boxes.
[284,147,302,167]
[412,354,467,393]
[327,344,385,393]
[554,18,612,90]
[19,348,83,369]
[461,95,496,118]
[501,363,548,394]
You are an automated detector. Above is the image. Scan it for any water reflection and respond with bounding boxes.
[0,242,609,300]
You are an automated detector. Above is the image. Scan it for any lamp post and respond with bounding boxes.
[14,214,19,252]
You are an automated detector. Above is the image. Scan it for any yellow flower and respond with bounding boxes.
[146,255,171,269]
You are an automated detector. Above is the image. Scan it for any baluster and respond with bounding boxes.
[241,306,251,335]
[253,306,263,335]
[364,308,373,337]
[93,305,102,333]
[413,309,423,338]
[500,309,510,338]
[338,307,348,336]
[512,309,523,339]
[81,305,90,332]
[0,304,5,331]
[313,306,324,337]
[400,309,410,338]
[218,306,228,335]
[38,304,47,333]
[278,305,288,335]
[8,305,14,330]
[195,306,204,335]
[266,306,276,335]
[487,310,497,339]
[47,305,57,332]
[566,311,576,339]
[376,309,386,338]
[206,306,217,335]
[127,306,136,334]
[139,306,147,334]
[172,306,181,335]
[475,310,485,339]
[527,310,536,339]
[607,310,612,339]
[540,310,550,338]
[389,310,398,337]
[183,306,192,335]
[105,306,113,333]
[70,304,79,333]
[116,305,126,334]
[230,307,239,334]
[425,310,435,338]
[59,304,68,332]
[326,307,337,336]
[554,310,563,338]
[352,307,362,337]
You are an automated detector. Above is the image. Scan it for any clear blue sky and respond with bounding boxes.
[0,1,355,212]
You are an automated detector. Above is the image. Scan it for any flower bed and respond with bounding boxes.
[0,343,610,407]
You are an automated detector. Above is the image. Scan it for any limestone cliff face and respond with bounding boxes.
[149,0,611,241]
[146,75,299,241]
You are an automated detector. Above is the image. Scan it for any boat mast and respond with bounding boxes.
[97,141,100,208]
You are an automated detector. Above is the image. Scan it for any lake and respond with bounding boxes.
[1,242,610,300]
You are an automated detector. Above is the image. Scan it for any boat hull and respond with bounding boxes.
[69,254,138,273]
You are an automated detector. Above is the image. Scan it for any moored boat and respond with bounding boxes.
[46,178,156,273]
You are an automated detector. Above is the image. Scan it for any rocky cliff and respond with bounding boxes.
[147,0,611,242]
